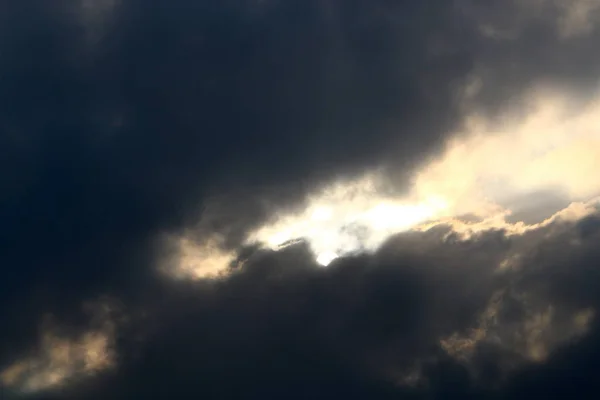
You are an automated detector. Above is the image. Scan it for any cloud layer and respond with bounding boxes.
[1,0,600,399]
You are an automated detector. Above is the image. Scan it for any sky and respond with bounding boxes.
[1,0,600,399]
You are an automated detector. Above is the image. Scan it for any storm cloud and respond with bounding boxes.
[1,0,600,399]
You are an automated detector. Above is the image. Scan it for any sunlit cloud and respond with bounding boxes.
[390,292,595,387]
[245,173,449,265]
[163,234,236,280]
[241,87,600,266]
[440,292,594,364]
[414,88,600,216]
[0,301,117,395]
[416,197,600,243]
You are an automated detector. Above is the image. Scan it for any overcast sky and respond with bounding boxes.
[1,1,600,399]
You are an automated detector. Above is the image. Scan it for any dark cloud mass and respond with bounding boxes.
[1,1,600,399]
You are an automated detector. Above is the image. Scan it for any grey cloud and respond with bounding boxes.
[11,211,597,399]
[2,1,600,398]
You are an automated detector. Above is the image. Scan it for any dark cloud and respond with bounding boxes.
[10,212,600,400]
[2,0,600,399]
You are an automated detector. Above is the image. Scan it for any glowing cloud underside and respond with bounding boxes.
[169,87,600,274]
[161,84,600,272]
[440,295,595,365]
[245,175,449,265]
[0,303,117,395]
[165,235,236,280]
[244,88,600,266]
[0,331,114,394]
